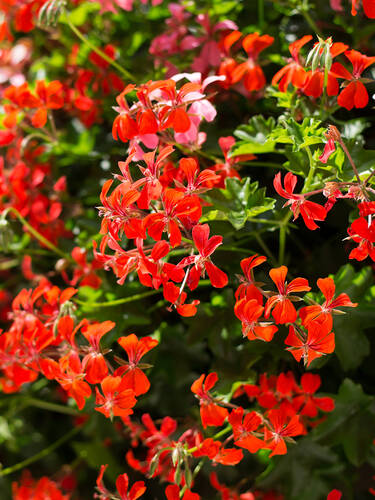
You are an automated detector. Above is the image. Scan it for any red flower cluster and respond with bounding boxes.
[234,256,356,366]
[12,470,70,500]
[0,141,69,245]
[347,202,375,261]
[351,0,375,17]
[96,134,229,316]
[110,74,224,154]
[273,37,375,110]
[189,369,334,458]
[275,155,375,265]
[0,279,158,413]
[4,79,64,129]
[0,0,49,38]
[150,10,274,95]
[65,43,125,127]
[274,172,327,231]
[219,31,274,93]
[96,464,146,500]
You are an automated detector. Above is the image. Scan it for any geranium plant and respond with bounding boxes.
[0,0,374,499]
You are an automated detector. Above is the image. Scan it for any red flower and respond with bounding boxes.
[299,277,357,328]
[112,85,139,142]
[228,407,264,453]
[135,146,174,209]
[163,281,200,317]
[165,485,200,500]
[12,472,69,500]
[95,375,137,419]
[178,157,220,195]
[235,298,278,342]
[96,465,146,500]
[191,372,229,428]
[32,80,64,128]
[347,216,375,261]
[358,201,375,217]
[265,266,310,324]
[144,189,201,247]
[319,139,336,164]
[55,356,91,410]
[194,438,243,465]
[116,334,158,395]
[285,317,335,366]
[231,33,274,91]
[327,490,342,500]
[115,473,146,500]
[272,35,312,91]
[156,79,202,133]
[274,172,327,230]
[264,408,304,456]
[181,224,228,289]
[293,373,335,418]
[335,50,375,110]
[235,254,266,301]
[351,0,375,18]
[81,321,115,384]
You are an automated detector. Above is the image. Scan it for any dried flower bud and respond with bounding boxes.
[323,182,341,198]
[325,125,341,142]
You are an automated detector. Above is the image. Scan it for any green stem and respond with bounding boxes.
[0,424,84,476]
[303,146,316,193]
[75,280,213,308]
[0,259,19,270]
[75,289,160,308]
[212,425,232,440]
[321,62,329,116]
[254,233,277,266]
[219,246,256,254]
[64,15,134,81]
[299,2,323,37]
[2,207,71,261]
[25,397,81,416]
[258,0,264,26]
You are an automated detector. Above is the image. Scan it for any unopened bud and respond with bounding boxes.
[38,0,66,27]
[184,464,192,489]
[148,452,160,478]
[172,446,181,467]
[55,258,68,272]
[324,45,333,71]
[59,300,76,318]
[174,463,182,485]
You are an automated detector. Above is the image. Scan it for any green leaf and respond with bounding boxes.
[335,139,375,182]
[231,115,277,156]
[258,439,341,500]
[312,379,374,466]
[202,177,275,229]
[269,117,325,152]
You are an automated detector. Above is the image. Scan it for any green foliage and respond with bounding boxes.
[202,177,275,229]
[330,265,374,371]
[313,379,375,466]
